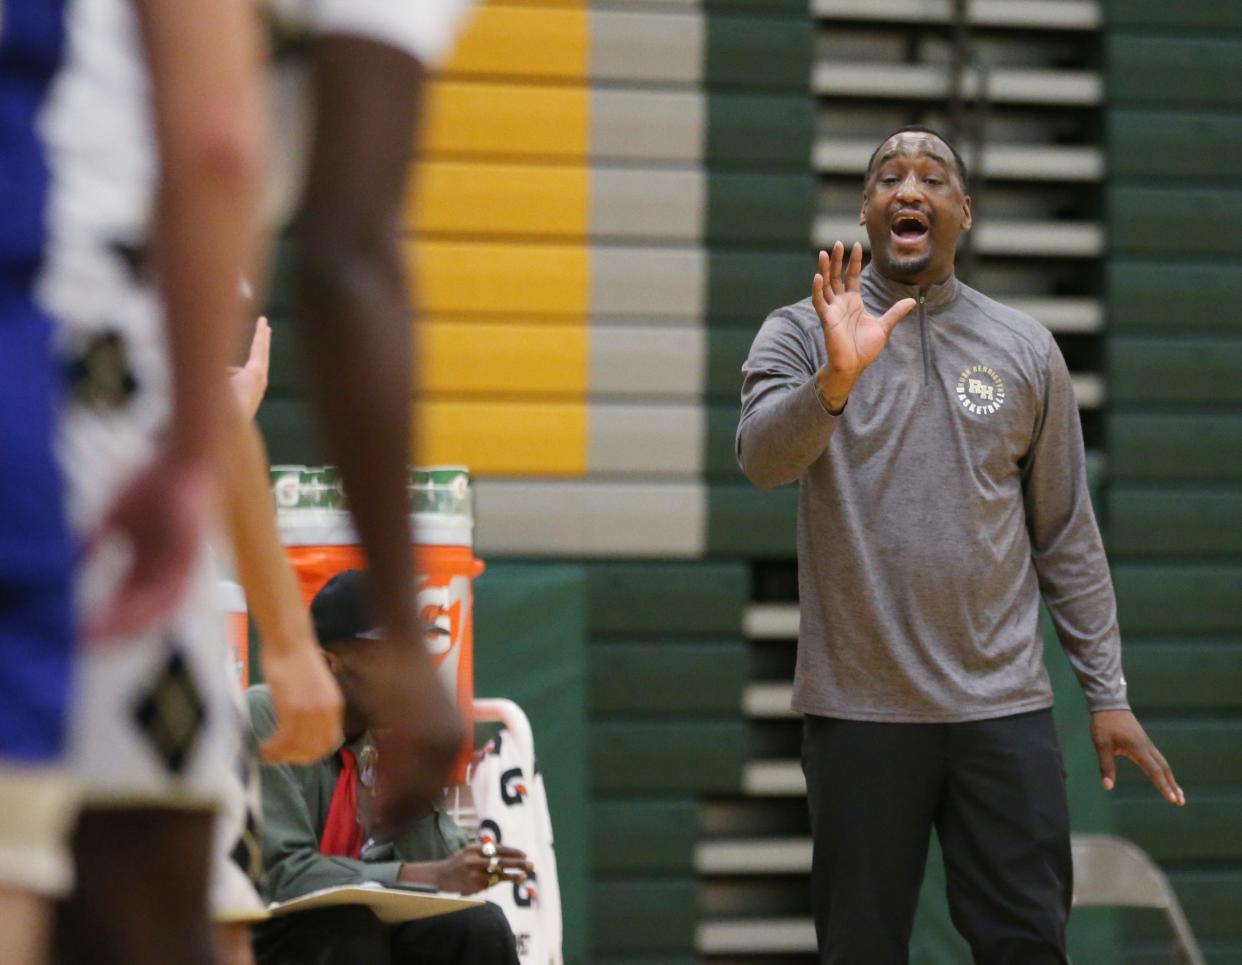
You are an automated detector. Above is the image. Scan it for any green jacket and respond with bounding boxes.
[247,685,472,902]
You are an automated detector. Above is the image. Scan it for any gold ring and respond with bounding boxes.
[488,872,501,888]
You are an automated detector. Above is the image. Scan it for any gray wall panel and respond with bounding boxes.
[590,169,705,241]
[474,480,706,557]
[591,90,706,162]
[588,404,704,475]
[590,10,705,84]
[590,246,706,319]
[590,325,706,398]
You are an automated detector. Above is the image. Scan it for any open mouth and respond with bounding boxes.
[890,212,930,246]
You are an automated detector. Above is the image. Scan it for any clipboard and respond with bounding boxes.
[216,883,483,926]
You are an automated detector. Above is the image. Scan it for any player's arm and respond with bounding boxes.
[90,0,263,640]
[134,0,262,463]
[222,322,343,766]
[291,35,463,821]
[1023,339,1184,807]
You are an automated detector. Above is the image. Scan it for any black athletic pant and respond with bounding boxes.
[802,709,1072,965]
[252,902,520,965]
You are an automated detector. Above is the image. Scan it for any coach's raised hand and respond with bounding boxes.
[812,241,916,414]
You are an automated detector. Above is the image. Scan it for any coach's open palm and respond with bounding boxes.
[812,242,916,411]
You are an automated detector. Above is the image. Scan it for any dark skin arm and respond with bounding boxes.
[397,844,531,895]
[1092,710,1185,806]
[295,35,462,825]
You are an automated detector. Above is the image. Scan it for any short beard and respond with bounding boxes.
[879,245,934,280]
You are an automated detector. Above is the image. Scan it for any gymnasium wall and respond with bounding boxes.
[1103,3,1242,962]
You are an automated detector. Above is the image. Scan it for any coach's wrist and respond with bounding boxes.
[814,368,853,415]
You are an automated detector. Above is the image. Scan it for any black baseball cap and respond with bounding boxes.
[310,569,384,646]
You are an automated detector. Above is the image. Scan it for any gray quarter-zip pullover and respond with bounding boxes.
[736,264,1128,722]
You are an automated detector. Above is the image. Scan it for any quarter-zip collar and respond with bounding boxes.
[860,263,959,312]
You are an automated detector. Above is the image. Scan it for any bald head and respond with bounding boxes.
[865,127,967,193]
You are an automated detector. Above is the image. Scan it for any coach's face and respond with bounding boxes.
[860,131,972,289]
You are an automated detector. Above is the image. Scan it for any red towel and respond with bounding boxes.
[319,747,365,859]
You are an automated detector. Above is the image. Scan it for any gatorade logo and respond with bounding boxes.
[501,767,527,806]
[479,820,502,846]
[416,581,460,658]
[513,869,538,908]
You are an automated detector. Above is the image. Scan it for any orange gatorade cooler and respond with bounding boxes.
[271,465,483,781]
[219,579,250,686]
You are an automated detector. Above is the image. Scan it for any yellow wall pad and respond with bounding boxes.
[481,0,584,8]
[411,161,589,239]
[419,82,588,162]
[412,240,589,321]
[443,5,588,82]
[413,400,587,476]
[416,321,588,398]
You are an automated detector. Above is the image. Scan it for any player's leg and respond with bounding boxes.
[936,709,1072,965]
[0,890,51,965]
[56,808,216,965]
[0,583,77,965]
[214,923,257,965]
[802,715,943,964]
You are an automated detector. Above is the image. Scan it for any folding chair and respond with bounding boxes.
[1071,833,1206,965]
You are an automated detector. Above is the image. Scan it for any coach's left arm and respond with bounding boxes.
[1022,337,1185,807]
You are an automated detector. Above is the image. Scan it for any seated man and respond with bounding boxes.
[248,569,526,965]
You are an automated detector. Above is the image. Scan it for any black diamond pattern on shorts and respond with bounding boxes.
[230,808,263,885]
[66,330,139,410]
[132,649,206,775]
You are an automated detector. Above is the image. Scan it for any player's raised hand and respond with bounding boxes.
[812,242,916,412]
[228,316,271,421]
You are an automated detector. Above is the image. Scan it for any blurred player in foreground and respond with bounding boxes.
[261,0,477,825]
[35,0,331,960]
[43,0,477,960]
[0,4,85,961]
[737,127,1182,964]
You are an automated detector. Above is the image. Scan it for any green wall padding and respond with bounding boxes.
[1114,565,1242,632]
[1109,337,1242,405]
[707,250,810,326]
[589,640,748,714]
[592,799,699,874]
[1108,489,1242,556]
[1108,262,1242,332]
[1108,111,1242,178]
[586,562,746,636]
[473,562,590,963]
[707,92,814,168]
[705,15,813,92]
[706,171,815,244]
[590,720,747,794]
[1108,414,1242,482]
[591,879,698,953]
[1106,35,1242,107]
